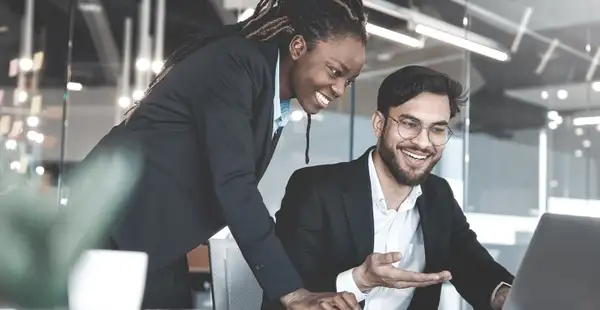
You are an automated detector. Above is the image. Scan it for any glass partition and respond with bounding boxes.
[0,0,71,196]
[51,0,600,309]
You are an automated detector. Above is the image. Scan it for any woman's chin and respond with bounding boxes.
[297,99,321,115]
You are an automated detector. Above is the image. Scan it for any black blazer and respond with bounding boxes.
[266,148,514,309]
[79,36,302,301]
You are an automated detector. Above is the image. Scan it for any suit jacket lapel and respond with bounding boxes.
[255,41,278,179]
[416,192,437,272]
[342,149,375,262]
[409,181,441,310]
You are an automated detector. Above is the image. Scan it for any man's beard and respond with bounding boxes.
[378,134,439,186]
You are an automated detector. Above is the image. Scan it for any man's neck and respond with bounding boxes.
[372,151,413,210]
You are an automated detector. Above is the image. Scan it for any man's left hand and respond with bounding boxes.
[491,286,510,310]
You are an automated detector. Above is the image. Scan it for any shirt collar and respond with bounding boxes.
[273,50,290,126]
[368,150,422,212]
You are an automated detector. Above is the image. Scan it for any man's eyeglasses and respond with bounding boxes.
[387,116,453,146]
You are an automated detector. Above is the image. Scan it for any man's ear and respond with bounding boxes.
[289,35,308,60]
[372,111,385,138]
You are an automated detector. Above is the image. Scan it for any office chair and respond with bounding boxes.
[208,238,264,310]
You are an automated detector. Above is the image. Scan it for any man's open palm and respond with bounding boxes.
[354,252,452,290]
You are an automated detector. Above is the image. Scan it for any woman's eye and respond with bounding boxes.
[328,67,341,77]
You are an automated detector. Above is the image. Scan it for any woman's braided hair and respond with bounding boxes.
[129,0,367,164]
[135,0,367,106]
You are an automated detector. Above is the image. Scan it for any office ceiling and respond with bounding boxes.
[0,0,599,155]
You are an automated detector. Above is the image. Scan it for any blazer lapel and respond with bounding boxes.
[416,183,439,272]
[409,181,442,310]
[254,41,278,179]
[342,149,375,261]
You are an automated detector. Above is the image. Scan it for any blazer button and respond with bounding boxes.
[255,264,264,271]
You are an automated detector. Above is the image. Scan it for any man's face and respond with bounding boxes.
[289,35,365,114]
[373,92,451,186]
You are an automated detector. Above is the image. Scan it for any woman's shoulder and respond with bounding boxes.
[190,35,270,71]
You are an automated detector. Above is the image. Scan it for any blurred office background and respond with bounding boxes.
[0,0,599,309]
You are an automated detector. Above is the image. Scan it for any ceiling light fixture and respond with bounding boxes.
[366,23,423,48]
[414,24,509,61]
[67,82,83,91]
[363,0,510,61]
[556,89,568,100]
[573,116,600,126]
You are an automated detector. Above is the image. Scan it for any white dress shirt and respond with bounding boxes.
[335,151,509,309]
[336,151,425,310]
[273,49,290,136]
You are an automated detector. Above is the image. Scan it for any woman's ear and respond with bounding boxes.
[289,35,308,60]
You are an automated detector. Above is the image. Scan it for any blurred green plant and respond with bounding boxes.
[0,148,141,308]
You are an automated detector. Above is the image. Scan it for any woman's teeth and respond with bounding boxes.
[316,92,330,108]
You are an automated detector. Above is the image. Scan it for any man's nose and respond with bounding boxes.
[411,128,432,149]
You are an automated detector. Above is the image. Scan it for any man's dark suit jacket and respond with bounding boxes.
[265,148,514,310]
[79,35,302,302]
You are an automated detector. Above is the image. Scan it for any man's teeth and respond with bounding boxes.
[402,150,427,160]
[316,92,330,106]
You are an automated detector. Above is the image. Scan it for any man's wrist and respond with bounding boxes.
[280,288,308,306]
[490,282,512,307]
[352,265,370,291]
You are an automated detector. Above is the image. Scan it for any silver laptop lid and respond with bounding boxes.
[504,213,600,310]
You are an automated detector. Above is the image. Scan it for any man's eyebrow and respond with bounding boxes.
[399,114,449,126]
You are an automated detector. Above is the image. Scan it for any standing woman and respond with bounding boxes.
[83,0,368,309]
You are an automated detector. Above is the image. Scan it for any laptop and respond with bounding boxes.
[504,213,600,310]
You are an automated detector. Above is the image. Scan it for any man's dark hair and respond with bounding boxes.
[376,65,467,118]
[143,0,367,100]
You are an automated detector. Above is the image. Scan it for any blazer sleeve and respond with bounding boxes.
[444,180,515,309]
[185,41,303,302]
[273,169,338,294]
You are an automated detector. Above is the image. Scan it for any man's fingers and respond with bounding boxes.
[373,252,402,265]
[339,292,359,309]
[315,292,358,310]
[385,269,452,282]
[393,279,444,289]
[332,294,352,310]
[436,270,452,280]
[318,300,335,310]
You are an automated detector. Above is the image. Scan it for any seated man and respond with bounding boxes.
[265,66,514,310]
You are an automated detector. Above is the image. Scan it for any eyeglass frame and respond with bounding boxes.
[386,115,454,146]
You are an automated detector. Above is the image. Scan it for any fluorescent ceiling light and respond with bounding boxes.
[366,23,422,48]
[364,0,510,62]
[414,24,509,61]
[573,116,600,126]
[592,81,600,92]
[238,8,421,48]
[67,82,83,91]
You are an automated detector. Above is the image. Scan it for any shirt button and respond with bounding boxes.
[255,264,264,271]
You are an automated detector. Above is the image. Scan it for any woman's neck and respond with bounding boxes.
[279,55,294,100]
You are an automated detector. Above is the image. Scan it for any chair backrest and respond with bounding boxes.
[209,238,264,310]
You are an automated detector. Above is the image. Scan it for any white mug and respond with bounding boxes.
[68,250,148,310]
